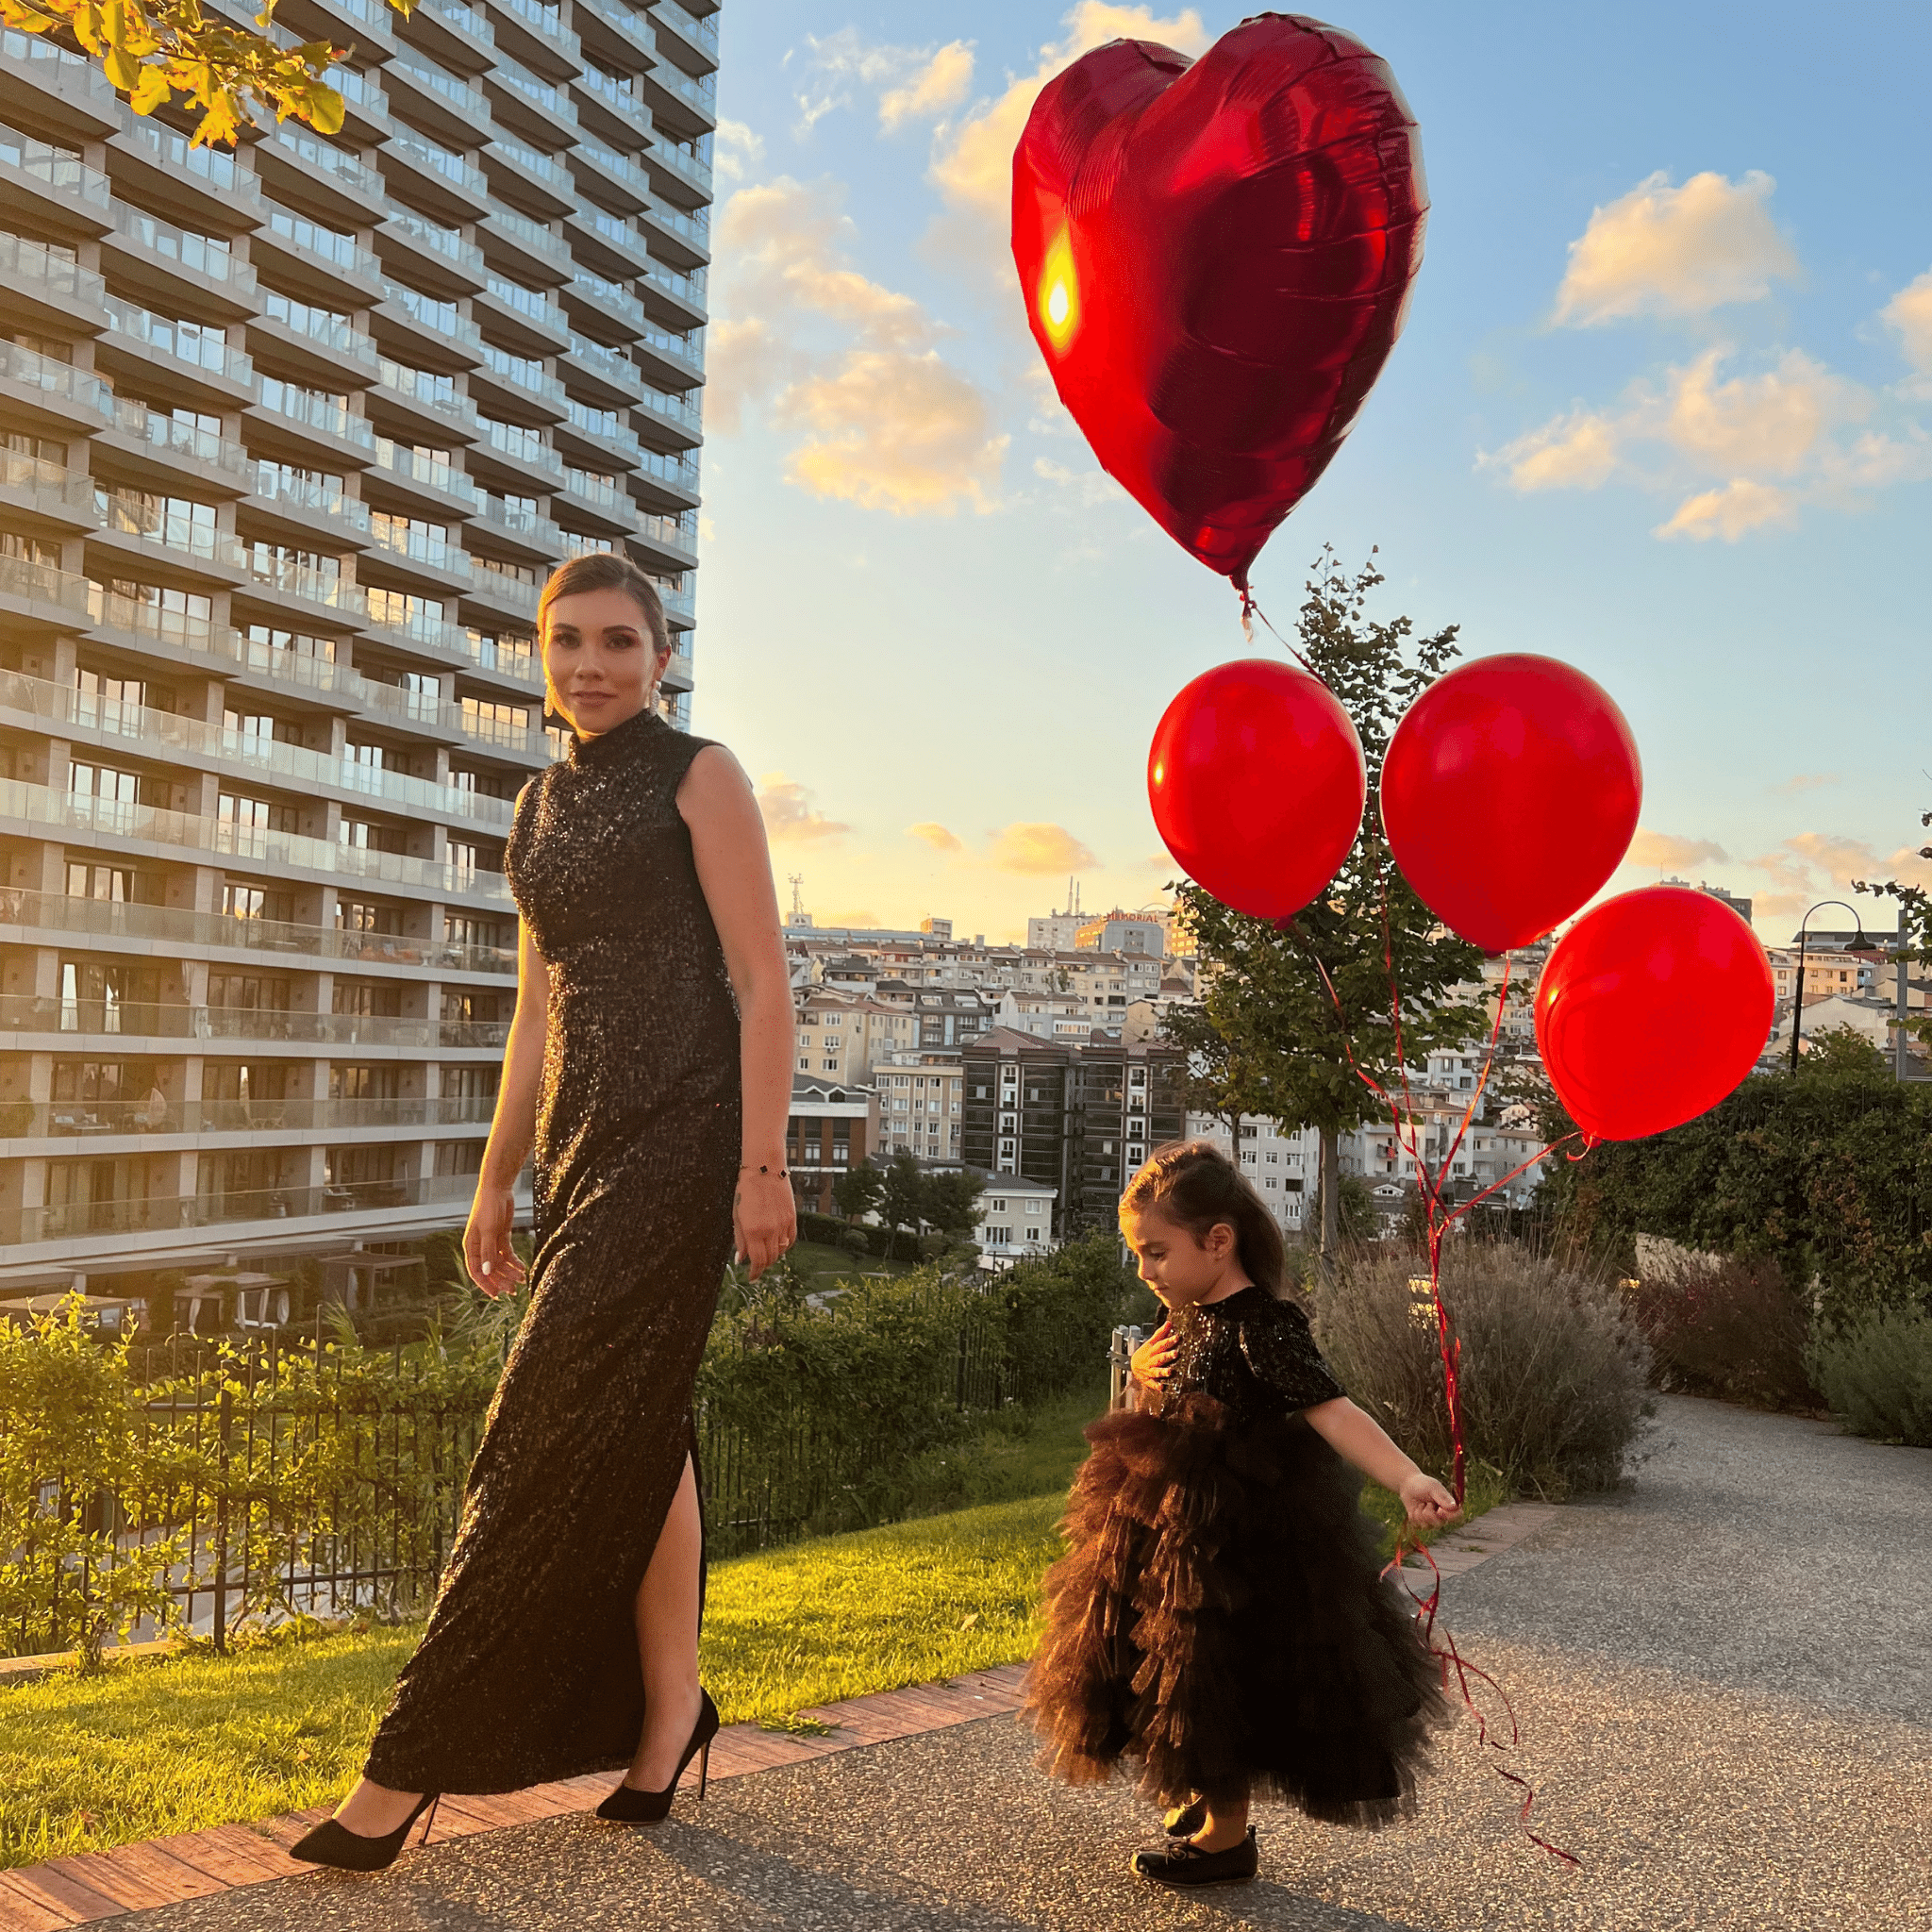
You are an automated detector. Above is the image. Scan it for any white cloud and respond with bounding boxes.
[1654,478,1798,541]
[1662,348,1863,477]
[1553,170,1797,325]
[713,118,765,182]
[1626,830,1731,871]
[757,773,851,843]
[1483,408,1621,491]
[928,4,1209,246]
[986,822,1101,875]
[908,822,966,855]
[881,42,974,131]
[708,175,1007,514]
[1881,267,1932,386]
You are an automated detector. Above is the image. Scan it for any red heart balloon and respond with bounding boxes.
[1149,658,1366,921]
[1012,14,1426,590]
[1535,887,1774,1143]
[1382,656,1642,953]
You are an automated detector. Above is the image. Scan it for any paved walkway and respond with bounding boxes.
[5,1396,1929,1931]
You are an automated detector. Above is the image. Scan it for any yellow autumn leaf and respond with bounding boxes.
[127,61,171,113]
[72,3,104,53]
[190,90,241,149]
[303,79,344,134]
[0,1,59,35]
[103,44,141,88]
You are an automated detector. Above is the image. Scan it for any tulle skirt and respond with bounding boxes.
[1024,1393,1447,1824]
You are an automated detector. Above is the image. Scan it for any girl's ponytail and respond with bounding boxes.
[1121,1139,1288,1296]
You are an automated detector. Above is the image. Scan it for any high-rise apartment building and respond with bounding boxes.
[0,0,716,1294]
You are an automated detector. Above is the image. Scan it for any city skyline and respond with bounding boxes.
[695,0,1931,945]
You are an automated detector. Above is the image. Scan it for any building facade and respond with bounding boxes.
[0,0,716,1291]
[784,1074,874,1217]
[973,1173,1058,1270]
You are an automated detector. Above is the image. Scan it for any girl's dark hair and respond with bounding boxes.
[537,551,669,657]
[1120,1138,1287,1296]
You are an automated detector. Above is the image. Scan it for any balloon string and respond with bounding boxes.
[1276,882,1583,1865]
[1234,584,1323,681]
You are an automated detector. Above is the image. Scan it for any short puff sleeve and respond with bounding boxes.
[1241,1298,1346,1412]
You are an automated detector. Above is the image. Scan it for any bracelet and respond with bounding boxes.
[740,1162,790,1177]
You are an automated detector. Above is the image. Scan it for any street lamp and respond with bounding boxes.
[1788,899,1866,1074]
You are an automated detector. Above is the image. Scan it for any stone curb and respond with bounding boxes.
[0,1498,1564,1928]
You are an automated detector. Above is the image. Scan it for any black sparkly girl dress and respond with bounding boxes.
[1026,1287,1446,1824]
[362,705,741,1794]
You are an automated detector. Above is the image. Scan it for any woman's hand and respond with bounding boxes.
[464,1184,526,1299]
[1130,1319,1177,1390]
[734,1170,796,1280]
[1397,1470,1461,1531]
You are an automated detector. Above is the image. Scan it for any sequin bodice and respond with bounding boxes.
[1163,1287,1346,1419]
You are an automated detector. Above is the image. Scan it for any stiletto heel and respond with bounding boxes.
[597,1688,719,1824]
[696,1740,709,1803]
[289,1791,441,1872]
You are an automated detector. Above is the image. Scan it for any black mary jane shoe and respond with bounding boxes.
[1163,1797,1208,1838]
[289,1792,440,1872]
[1131,1826,1259,1889]
[597,1688,720,1824]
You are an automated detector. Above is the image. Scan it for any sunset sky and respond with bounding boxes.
[692,1,1932,944]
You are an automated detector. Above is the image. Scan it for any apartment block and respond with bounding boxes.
[0,0,716,1291]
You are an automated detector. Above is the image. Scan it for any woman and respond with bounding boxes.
[293,553,796,1868]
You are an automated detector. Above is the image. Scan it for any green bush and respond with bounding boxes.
[1310,1240,1654,1499]
[1806,1307,1932,1446]
[1622,1253,1821,1411]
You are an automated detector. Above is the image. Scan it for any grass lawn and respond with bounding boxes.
[0,1400,1505,1870]
[785,1240,913,1293]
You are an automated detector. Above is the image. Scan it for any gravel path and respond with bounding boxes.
[106,1396,1932,1932]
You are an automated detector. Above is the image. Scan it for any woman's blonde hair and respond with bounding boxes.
[1120,1138,1288,1296]
[536,551,669,657]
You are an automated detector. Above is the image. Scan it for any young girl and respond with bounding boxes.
[1025,1140,1459,1889]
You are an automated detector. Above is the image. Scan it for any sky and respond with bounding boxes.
[690,1,1932,946]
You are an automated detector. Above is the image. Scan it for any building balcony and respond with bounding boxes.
[407,0,497,73]
[0,228,108,337]
[0,1093,497,1148]
[629,443,701,511]
[639,189,708,270]
[0,996,510,1055]
[473,273,573,356]
[363,519,476,598]
[660,644,694,694]
[634,380,702,451]
[0,453,99,535]
[553,466,636,537]
[481,133,575,220]
[372,277,485,371]
[88,489,250,582]
[470,415,565,490]
[256,122,389,230]
[639,44,716,141]
[252,207,386,308]
[558,329,644,409]
[571,65,655,152]
[0,129,111,236]
[0,551,92,630]
[368,358,481,446]
[360,599,475,668]
[0,777,515,905]
[366,436,481,522]
[651,0,719,72]
[646,132,712,208]
[93,398,249,509]
[484,51,581,144]
[461,562,543,625]
[459,625,541,687]
[469,344,569,423]
[570,137,658,223]
[239,545,369,629]
[630,505,697,571]
[473,492,569,564]
[0,338,116,441]
[246,299,382,391]
[376,202,489,297]
[0,24,119,140]
[385,50,496,151]
[330,61,394,144]
[246,380,378,475]
[564,204,658,284]
[382,131,493,225]
[641,258,707,330]
[242,468,373,553]
[556,399,643,471]
[478,200,575,288]
[99,296,257,411]
[562,267,649,344]
[101,201,259,327]
[108,109,262,237]
[633,317,706,391]
[573,0,655,58]
[487,0,583,78]
[0,885,518,975]
[277,0,400,59]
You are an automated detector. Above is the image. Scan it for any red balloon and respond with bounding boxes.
[1149,658,1365,921]
[1383,655,1642,952]
[1536,888,1774,1142]
[1011,16,1426,590]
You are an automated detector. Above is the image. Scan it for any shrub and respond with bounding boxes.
[1620,1252,1821,1411]
[1806,1307,1932,1446]
[1310,1240,1653,1499]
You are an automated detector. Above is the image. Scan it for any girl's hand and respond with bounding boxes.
[464,1184,526,1299]
[1130,1319,1177,1389]
[735,1170,796,1280]
[1398,1471,1461,1530]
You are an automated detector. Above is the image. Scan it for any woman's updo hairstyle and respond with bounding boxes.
[1120,1138,1288,1297]
[536,551,670,658]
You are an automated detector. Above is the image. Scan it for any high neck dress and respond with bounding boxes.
[1025,1286,1446,1823]
[362,704,741,1794]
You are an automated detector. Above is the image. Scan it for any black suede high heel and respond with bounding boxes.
[289,1792,440,1872]
[596,1688,719,1823]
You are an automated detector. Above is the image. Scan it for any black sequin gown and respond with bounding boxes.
[1025,1288,1446,1823]
[363,706,741,1795]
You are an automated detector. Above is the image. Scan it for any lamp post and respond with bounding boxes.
[1788,899,1864,1074]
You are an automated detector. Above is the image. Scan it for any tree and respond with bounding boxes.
[1855,804,1932,1057]
[830,1159,884,1224]
[1798,1024,1887,1077]
[919,1167,985,1241]
[1160,549,1486,1258]
[0,0,398,150]
[877,1150,927,1259]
